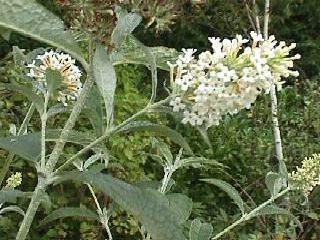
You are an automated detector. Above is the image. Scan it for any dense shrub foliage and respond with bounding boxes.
[0,0,320,239]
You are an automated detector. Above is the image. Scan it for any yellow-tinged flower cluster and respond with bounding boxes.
[5,172,22,189]
[27,50,82,106]
[169,32,300,128]
[289,154,320,194]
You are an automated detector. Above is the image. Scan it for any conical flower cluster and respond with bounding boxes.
[27,50,82,106]
[289,154,320,195]
[169,32,300,128]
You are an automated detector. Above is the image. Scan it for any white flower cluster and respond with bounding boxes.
[169,32,300,127]
[5,172,22,189]
[289,154,320,195]
[27,50,82,106]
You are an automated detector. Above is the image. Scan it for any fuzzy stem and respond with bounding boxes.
[211,187,290,240]
[45,76,94,172]
[56,97,171,172]
[15,180,45,240]
[263,0,284,164]
[40,93,49,168]
[0,104,35,186]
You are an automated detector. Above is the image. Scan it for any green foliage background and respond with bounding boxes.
[1,0,320,239]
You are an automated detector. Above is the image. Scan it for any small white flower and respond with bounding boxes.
[168,33,300,128]
[27,50,82,106]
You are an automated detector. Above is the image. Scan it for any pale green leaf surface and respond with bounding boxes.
[40,207,99,226]
[0,0,83,62]
[61,171,186,240]
[202,179,245,215]
[167,193,193,224]
[93,46,117,125]
[189,219,213,240]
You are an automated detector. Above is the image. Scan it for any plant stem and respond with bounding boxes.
[0,104,35,186]
[40,93,49,168]
[211,187,290,240]
[45,76,94,172]
[15,180,45,240]
[16,75,93,240]
[263,0,284,164]
[56,97,170,172]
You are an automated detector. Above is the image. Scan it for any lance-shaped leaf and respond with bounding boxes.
[93,46,117,126]
[61,171,185,240]
[116,121,192,154]
[40,207,99,226]
[110,35,179,71]
[0,206,25,216]
[0,189,31,203]
[83,85,105,137]
[111,9,142,49]
[0,0,83,63]
[189,219,213,240]
[202,179,245,215]
[0,130,100,162]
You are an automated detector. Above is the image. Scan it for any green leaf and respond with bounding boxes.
[167,193,193,224]
[0,0,83,63]
[0,206,25,216]
[189,219,213,240]
[179,157,224,169]
[93,46,117,126]
[0,130,100,162]
[0,26,11,41]
[12,46,27,65]
[202,179,245,215]
[265,172,283,197]
[111,10,142,49]
[152,138,173,165]
[83,85,105,137]
[252,205,302,230]
[0,189,31,203]
[40,207,99,226]
[110,35,179,71]
[117,121,192,154]
[61,171,185,240]
[0,134,40,162]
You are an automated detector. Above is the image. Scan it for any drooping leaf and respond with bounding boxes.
[60,171,185,240]
[40,207,99,226]
[0,189,31,203]
[111,9,142,49]
[93,46,117,126]
[189,219,213,240]
[167,193,193,224]
[0,0,83,63]
[116,121,192,154]
[0,206,25,216]
[110,35,179,71]
[0,130,100,162]
[47,104,68,119]
[202,179,245,215]
[0,134,41,162]
[265,172,283,197]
